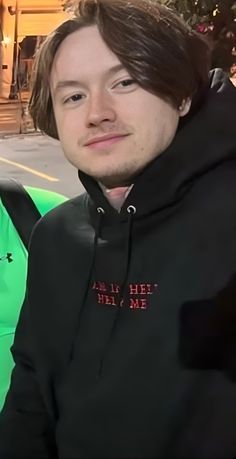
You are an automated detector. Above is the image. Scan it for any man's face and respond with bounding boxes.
[50,26,190,187]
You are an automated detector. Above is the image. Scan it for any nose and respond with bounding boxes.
[85,90,116,127]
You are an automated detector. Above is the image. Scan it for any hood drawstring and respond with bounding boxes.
[68,204,136,373]
[98,204,136,377]
[69,206,104,361]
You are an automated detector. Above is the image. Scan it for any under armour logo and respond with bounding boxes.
[0,253,13,263]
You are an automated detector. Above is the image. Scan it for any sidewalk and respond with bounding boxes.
[0,102,21,136]
[0,91,35,136]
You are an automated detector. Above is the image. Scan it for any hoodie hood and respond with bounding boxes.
[79,69,236,219]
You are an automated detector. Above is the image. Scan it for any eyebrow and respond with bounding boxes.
[52,63,126,96]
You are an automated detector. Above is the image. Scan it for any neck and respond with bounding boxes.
[99,183,133,211]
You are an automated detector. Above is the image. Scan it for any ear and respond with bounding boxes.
[179,98,192,117]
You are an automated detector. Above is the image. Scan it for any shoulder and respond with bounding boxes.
[30,192,89,244]
[39,191,89,222]
[190,160,236,216]
[24,186,67,216]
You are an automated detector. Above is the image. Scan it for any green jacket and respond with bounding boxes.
[0,186,67,410]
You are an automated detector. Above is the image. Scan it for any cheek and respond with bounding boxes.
[137,112,178,155]
[53,108,65,137]
[55,111,78,142]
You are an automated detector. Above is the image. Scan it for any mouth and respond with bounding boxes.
[84,134,130,149]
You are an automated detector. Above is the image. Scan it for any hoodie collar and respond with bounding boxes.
[99,183,133,211]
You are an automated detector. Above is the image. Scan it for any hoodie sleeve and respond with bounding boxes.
[0,296,56,459]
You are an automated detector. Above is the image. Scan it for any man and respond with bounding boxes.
[1,1,236,457]
[0,185,67,411]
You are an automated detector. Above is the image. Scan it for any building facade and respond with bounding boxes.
[0,0,69,99]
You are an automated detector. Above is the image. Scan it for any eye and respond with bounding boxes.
[64,93,83,104]
[111,78,138,93]
[117,79,136,88]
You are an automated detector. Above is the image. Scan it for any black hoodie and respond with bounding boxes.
[1,69,236,459]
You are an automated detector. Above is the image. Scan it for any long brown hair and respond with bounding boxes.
[29,0,211,139]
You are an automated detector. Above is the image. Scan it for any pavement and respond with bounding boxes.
[0,133,84,197]
[0,92,85,197]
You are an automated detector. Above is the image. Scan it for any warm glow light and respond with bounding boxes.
[213,7,220,17]
[2,35,11,46]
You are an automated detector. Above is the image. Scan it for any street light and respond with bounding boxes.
[9,0,19,100]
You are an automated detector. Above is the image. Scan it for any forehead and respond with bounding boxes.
[50,25,122,85]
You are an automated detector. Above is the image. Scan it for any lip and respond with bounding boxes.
[84,134,129,148]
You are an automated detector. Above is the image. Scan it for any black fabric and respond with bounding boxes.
[0,178,41,249]
[1,69,236,458]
